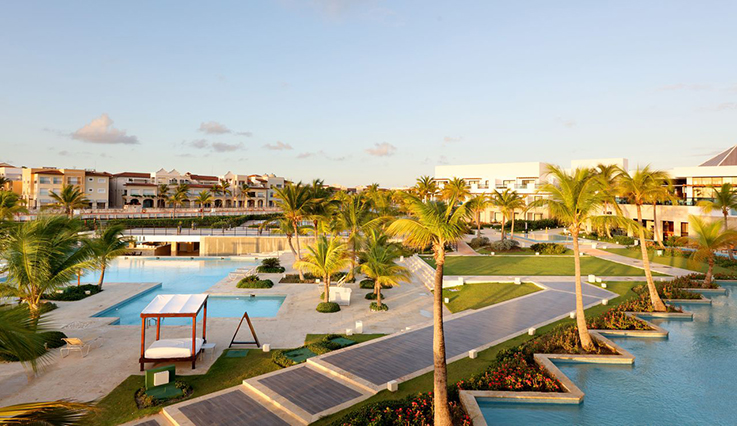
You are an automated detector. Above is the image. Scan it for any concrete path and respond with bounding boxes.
[453,239,481,256]
[162,278,616,425]
[585,248,693,277]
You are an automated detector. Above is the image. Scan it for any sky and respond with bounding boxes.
[0,1,735,187]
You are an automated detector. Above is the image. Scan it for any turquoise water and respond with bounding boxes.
[523,234,571,242]
[89,258,285,325]
[478,287,737,425]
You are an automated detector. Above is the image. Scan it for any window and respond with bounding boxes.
[98,178,106,183]
[680,222,689,237]
[39,177,50,184]
[88,177,94,182]
[88,188,93,192]
[39,189,50,195]
[53,177,62,184]
[68,177,80,185]
[98,188,106,194]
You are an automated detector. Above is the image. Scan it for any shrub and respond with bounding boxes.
[613,235,635,246]
[500,218,561,232]
[316,302,341,313]
[587,310,650,330]
[42,284,101,301]
[488,239,520,252]
[469,236,490,249]
[359,279,374,289]
[90,213,280,231]
[529,243,566,255]
[370,302,388,311]
[236,275,274,289]
[281,272,354,284]
[364,292,386,300]
[134,380,193,409]
[256,258,285,273]
[459,352,561,393]
[328,392,471,426]
[617,294,682,313]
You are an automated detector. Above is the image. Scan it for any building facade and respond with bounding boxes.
[20,168,109,209]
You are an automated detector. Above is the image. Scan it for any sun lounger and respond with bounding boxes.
[60,337,103,358]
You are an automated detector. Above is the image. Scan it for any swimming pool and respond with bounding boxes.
[89,258,285,325]
[477,286,736,425]
[522,233,572,242]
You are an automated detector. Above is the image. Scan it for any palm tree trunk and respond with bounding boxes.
[324,275,330,303]
[432,246,452,426]
[500,213,506,240]
[636,204,667,312]
[376,282,382,307]
[97,265,106,290]
[653,202,665,248]
[350,237,357,281]
[571,229,594,351]
[724,212,735,261]
[510,211,516,240]
[604,203,613,238]
[293,219,304,280]
[705,257,714,287]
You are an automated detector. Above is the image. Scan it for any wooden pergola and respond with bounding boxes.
[139,294,208,371]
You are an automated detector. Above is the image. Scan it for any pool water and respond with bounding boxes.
[478,286,737,425]
[523,233,571,242]
[90,258,285,325]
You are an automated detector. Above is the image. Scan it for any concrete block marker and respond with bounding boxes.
[528,327,536,335]
[588,274,596,283]
[444,298,450,303]
[346,329,353,336]
[387,380,398,392]
[262,344,271,352]
[355,321,363,334]
[602,299,608,305]
[596,278,602,283]
[569,311,576,319]
[514,277,521,285]
[468,349,478,359]
[601,283,607,288]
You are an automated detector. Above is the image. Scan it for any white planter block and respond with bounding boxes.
[591,243,597,250]
[587,274,596,283]
[85,290,91,295]
[656,250,663,256]
[569,311,576,319]
[601,283,607,288]
[444,298,450,303]
[346,329,354,336]
[514,277,521,285]
[262,344,271,352]
[490,251,495,256]
[601,299,608,305]
[596,278,602,283]
[355,321,363,334]
[387,380,398,392]
[528,327,536,336]
[536,252,540,256]
[468,349,478,359]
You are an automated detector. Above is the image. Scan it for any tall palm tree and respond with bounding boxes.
[616,166,670,312]
[335,193,383,280]
[648,174,675,248]
[168,184,189,218]
[439,177,470,204]
[387,196,469,426]
[307,180,338,237]
[48,185,89,218]
[0,400,92,425]
[0,216,94,318]
[414,176,438,202]
[194,190,214,217]
[294,236,350,308]
[0,191,27,221]
[217,179,233,208]
[594,164,622,238]
[466,194,490,237]
[0,176,10,190]
[698,183,737,260]
[357,230,410,309]
[534,165,607,351]
[157,183,170,208]
[273,183,314,280]
[490,188,525,240]
[239,182,251,209]
[88,224,129,290]
[678,215,737,286]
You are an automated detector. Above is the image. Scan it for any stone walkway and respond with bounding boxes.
[584,248,694,277]
[162,278,615,425]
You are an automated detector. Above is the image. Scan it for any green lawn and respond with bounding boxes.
[605,248,735,275]
[88,334,384,426]
[312,281,643,425]
[442,282,540,313]
[423,255,665,276]
[474,247,572,255]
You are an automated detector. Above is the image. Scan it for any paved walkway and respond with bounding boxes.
[162,278,615,425]
[584,248,693,277]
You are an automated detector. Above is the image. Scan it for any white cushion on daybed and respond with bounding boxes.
[145,338,204,359]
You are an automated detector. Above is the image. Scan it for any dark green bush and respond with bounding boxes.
[256,258,285,273]
[43,284,101,301]
[364,292,386,300]
[87,213,280,231]
[359,279,374,289]
[488,239,520,252]
[316,302,341,313]
[370,302,388,311]
[469,236,490,249]
[529,243,566,255]
[500,218,561,232]
[236,275,274,289]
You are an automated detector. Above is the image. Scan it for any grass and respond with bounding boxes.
[423,255,665,276]
[605,248,736,275]
[474,247,572,255]
[312,280,642,425]
[89,333,384,425]
[441,282,541,313]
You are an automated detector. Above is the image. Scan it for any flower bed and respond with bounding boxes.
[616,294,682,313]
[329,391,471,426]
[587,310,650,330]
[633,283,701,300]
[459,352,561,393]
[134,381,193,408]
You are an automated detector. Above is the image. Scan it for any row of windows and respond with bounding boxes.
[692,177,737,186]
[87,188,107,193]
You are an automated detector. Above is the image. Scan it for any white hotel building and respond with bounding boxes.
[435,146,737,239]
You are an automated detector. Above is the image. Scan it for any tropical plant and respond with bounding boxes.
[48,184,89,218]
[239,182,251,209]
[490,189,525,240]
[465,194,490,237]
[533,165,607,351]
[0,191,27,220]
[88,224,129,290]
[259,216,306,263]
[678,215,737,286]
[357,230,410,309]
[440,177,470,204]
[647,172,675,248]
[335,193,383,280]
[194,190,214,217]
[387,195,469,426]
[307,179,338,237]
[0,216,94,318]
[414,176,438,201]
[616,165,670,312]
[168,184,189,217]
[698,183,737,260]
[293,236,350,310]
[0,400,92,425]
[273,182,314,280]
[0,176,9,190]
[594,164,622,238]
[156,183,170,208]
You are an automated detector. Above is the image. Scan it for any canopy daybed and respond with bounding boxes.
[139,294,208,371]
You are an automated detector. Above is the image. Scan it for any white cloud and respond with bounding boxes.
[264,141,293,151]
[297,152,315,159]
[199,121,231,134]
[555,118,576,128]
[443,136,462,143]
[186,139,209,149]
[297,150,346,161]
[365,142,397,157]
[212,141,243,152]
[71,114,139,144]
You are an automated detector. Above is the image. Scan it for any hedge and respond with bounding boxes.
[43,284,101,301]
[316,302,341,313]
[86,213,280,230]
[236,276,274,289]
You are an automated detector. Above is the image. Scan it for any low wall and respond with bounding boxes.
[200,236,316,256]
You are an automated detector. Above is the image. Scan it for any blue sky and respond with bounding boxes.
[0,1,735,187]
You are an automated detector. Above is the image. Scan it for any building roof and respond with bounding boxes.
[141,294,208,316]
[700,145,737,167]
[32,169,63,175]
[114,172,151,178]
[86,171,112,177]
[188,174,219,181]
[0,162,16,168]
[124,183,157,187]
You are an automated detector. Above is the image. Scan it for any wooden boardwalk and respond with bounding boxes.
[163,279,615,425]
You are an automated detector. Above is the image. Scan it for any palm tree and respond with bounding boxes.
[466,194,490,237]
[88,224,129,290]
[168,184,189,217]
[48,185,89,218]
[157,183,170,208]
[357,231,410,309]
[217,179,233,208]
[490,189,525,240]
[387,196,469,426]
[259,215,304,259]
[440,177,470,204]
[648,174,675,248]
[294,236,350,308]
[335,193,383,281]
[594,164,622,238]
[273,183,314,280]
[414,176,438,201]
[616,166,670,312]
[0,176,10,190]
[307,180,338,237]
[0,216,94,318]
[0,400,92,425]
[698,183,737,260]
[534,165,607,351]
[194,190,214,217]
[239,182,251,209]
[0,191,27,220]
[678,215,737,286]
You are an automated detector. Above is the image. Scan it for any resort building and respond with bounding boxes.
[20,167,110,209]
[84,171,112,209]
[0,162,22,193]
